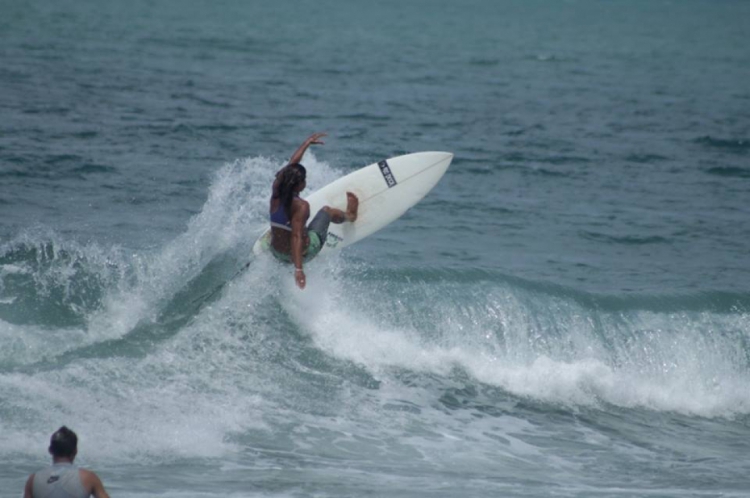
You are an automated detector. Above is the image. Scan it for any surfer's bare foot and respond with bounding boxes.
[346,192,359,222]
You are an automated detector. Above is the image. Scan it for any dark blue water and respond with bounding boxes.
[2,1,749,496]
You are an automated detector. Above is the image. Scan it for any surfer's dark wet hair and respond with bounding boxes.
[49,426,78,458]
[278,163,306,218]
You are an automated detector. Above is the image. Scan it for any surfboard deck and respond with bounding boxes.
[253,151,453,257]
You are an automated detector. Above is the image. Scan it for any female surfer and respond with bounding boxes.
[270,133,358,289]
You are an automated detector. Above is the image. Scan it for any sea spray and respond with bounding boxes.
[282,267,750,418]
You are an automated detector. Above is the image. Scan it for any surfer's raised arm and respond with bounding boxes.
[289,132,327,166]
[272,133,327,198]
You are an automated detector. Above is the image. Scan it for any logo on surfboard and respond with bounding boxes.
[326,232,343,248]
[378,160,397,188]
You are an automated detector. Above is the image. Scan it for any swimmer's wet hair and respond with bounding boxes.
[49,426,78,458]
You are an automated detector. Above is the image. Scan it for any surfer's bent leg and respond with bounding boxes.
[307,209,332,245]
[304,194,358,261]
[304,209,330,260]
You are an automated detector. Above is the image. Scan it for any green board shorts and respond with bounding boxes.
[267,209,330,264]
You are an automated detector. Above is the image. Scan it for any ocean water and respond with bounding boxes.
[1,0,749,496]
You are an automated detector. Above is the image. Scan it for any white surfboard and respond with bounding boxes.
[253,151,453,256]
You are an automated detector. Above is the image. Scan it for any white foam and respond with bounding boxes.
[0,318,89,366]
[282,273,750,418]
[0,155,315,461]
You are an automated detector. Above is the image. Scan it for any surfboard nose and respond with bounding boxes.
[406,151,454,169]
[427,151,454,172]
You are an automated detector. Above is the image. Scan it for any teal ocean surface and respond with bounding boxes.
[1,1,749,496]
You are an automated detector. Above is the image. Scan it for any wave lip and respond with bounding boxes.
[280,268,750,420]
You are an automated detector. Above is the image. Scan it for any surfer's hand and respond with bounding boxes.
[290,133,327,165]
[307,132,326,145]
[295,269,306,289]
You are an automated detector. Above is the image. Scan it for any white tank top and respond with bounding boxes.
[32,463,88,498]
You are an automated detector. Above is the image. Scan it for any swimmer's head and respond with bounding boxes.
[49,426,78,458]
